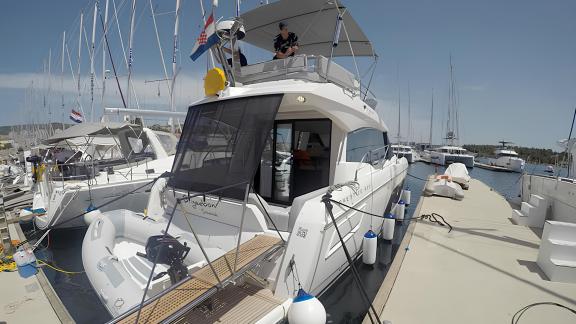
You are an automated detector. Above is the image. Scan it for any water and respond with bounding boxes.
[23,225,111,324]
[24,161,559,324]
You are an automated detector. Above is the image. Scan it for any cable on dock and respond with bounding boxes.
[36,259,85,275]
[511,302,576,324]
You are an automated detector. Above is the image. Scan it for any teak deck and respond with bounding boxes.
[117,234,282,324]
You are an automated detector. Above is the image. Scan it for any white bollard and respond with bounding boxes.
[401,189,411,205]
[395,200,406,221]
[362,230,378,265]
[382,213,395,240]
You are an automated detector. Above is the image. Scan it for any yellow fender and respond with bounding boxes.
[204,68,227,96]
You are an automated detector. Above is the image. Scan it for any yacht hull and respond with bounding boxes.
[430,152,474,168]
[489,156,524,172]
[521,174,576,223]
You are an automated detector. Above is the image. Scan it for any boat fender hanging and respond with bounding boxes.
[204,67,227,96]
[84,204,103,226]
[401,189,411,205]
[362,230,378,265]
[395,200,406,221]
[287,288,327,324]
[382,213,395,240]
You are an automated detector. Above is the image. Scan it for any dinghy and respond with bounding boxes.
[444,162,471,189]
[424,175,465,200]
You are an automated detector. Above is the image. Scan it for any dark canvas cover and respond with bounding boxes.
[169,94,283,200]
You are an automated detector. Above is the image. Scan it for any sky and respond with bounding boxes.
[0,0,575,149]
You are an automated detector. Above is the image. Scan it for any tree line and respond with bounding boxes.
[463,144,569,165]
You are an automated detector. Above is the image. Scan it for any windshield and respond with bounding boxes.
[170,94,283,200]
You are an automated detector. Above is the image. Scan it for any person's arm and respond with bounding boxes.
[291,33,299,53]
[275,48,294,59]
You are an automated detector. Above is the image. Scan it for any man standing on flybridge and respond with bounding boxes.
[273,22,299,59]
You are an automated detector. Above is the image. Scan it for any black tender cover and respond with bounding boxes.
[169,94,283,200]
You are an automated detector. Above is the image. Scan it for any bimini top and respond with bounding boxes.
[44,122,138,145]
[240,0,375,57]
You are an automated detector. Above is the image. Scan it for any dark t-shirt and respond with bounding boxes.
[273,32,299,59]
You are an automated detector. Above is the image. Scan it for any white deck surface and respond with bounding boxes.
[381,179,576,324]
[0,268,61,324]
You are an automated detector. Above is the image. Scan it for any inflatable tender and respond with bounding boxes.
[424,175,465,200]
[82,179,226,317]
[444,163,471,189]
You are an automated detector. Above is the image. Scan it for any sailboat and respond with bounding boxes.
[28,0,186,230]
[82,0,408,322]
[430,56,475,168]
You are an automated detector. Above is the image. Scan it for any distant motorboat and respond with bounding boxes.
[545,165,554,173]
[488,141,525,173]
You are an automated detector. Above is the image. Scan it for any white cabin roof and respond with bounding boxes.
[240,0,375,57]
[495,149,518,156]
[190,79,387,133]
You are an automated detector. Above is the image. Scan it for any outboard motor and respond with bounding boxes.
[137,235,190,285]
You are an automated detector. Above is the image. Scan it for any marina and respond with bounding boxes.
[1,0,575,324]
[371,177,576,324]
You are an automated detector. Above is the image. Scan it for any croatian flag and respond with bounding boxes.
[190,13,219,61]
[69,109,84,123]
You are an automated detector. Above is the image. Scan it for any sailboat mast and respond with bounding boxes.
[90,1,98,122]
[169,0,181,133]
[102,0,110,120]
[61,31,66,128]
[396,65,401,143]
[47,48,53,135]
[429,89,434,146]
[77,11,83,115]
[126,0,136,110]
[407,81,411,144]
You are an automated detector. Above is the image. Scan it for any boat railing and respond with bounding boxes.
[236,55,362,96]
[354,145,391,180]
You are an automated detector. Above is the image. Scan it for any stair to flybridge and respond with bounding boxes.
[537,221,576,283]
[511,194,548,228]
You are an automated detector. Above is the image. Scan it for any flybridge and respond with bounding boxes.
[202,0,378,105]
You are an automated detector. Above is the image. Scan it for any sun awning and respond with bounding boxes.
[44,122,138,145]
[240,0,375,57]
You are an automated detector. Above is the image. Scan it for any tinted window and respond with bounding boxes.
[346,128,388,163]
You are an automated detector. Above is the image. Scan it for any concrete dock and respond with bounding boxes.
[0,222,73,324]
[368,178,576,324]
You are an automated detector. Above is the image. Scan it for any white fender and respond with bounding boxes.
[362,230,378,265]
[287,289,326,324]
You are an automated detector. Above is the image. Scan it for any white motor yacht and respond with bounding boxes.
[30,123,178,229]
[82,1,409,321]
[489,141,525,172]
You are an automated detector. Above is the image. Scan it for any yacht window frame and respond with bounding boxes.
[260,118,332,205]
